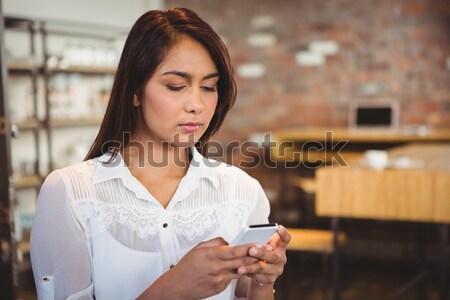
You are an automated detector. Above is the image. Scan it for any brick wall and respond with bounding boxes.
[166,0,450,143]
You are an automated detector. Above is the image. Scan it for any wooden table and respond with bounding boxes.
[316,143,450,223]
[315,143,450,300]
[271,127,450,164]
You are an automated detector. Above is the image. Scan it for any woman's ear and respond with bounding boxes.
[133,94,141,107]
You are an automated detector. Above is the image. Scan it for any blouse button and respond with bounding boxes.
[163,223,168,228]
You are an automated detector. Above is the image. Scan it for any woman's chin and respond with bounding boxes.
[169,132,201,147]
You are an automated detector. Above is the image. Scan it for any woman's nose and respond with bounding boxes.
[185,89,203,114]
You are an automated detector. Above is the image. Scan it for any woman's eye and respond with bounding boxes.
[166,85,186,91]
[201,86,217,92]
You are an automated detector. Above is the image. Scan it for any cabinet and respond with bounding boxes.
[4,16,124,298]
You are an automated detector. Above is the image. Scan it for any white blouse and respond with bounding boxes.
[30,147,270,300]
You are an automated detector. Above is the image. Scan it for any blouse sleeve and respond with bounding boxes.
[30,171,94,300]
[246,180,271,225]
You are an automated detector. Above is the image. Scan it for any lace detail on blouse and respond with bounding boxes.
[171,201,251,241]
[76,200,161,238]
[63,161,162,238]
[172,205,222,241]
[61,157,263,241]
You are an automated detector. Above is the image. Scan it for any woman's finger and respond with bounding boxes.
[237,252,283,275]
[277,225,291,246]
[248,245,282,264]
[224,255,260,271]
[279,225,291,240]
[237,260,267,275]
[217,243,257,260]
[269,225,291,250]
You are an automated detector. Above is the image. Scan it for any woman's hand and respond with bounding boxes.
[238,225,291,287]
[139,237,258,300]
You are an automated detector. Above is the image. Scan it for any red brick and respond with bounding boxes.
[403,4,427,16]
[167,0,450,143]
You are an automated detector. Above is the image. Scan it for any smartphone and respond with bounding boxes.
[230,223,278,246]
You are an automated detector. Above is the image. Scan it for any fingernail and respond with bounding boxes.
[264,244,272,251]
[249,247,258,256]
[238,267,246,274]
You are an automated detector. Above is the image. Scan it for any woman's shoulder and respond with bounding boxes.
[43,159,97,188]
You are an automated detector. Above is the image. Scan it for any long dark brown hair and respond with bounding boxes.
[85,8,236,160]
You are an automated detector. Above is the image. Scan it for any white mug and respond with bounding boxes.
[363,150,389,170]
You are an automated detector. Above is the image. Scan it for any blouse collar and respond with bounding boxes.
[93,146,219,189]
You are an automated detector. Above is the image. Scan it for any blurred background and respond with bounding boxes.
[0,0,449,299]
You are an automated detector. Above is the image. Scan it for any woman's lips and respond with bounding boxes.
[179,122,201,133]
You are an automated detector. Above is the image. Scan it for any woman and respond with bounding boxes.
[30,7,290,300]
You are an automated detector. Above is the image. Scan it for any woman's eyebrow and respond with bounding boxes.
[203,72,220,80]
[161,70,190,79]
[161,71,219,80]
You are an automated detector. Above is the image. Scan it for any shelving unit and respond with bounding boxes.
[6,16,41,189]
[48,65,116,74]
[0,5,16,300]
[3,15,125,298]
[3,16,41,300]
[13,175,41,190]
[40,20,123,171]
[49,117,103,127]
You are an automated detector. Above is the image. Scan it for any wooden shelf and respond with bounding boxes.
[50,117,103,127]
[48,65,116,75]
[13,175,41,189]
[8,61,117,75]
[273,127,450,144]
[7,60,36,72]
[15,118,40,130]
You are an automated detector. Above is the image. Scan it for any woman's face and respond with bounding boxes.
[133,36,219,147]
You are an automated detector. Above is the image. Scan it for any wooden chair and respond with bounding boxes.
[284,227,346,300]
[287,228,345,253]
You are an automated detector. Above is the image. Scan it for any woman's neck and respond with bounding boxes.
[122,139,190,180]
